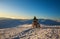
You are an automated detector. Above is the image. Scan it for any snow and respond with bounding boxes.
[0,24,60,39]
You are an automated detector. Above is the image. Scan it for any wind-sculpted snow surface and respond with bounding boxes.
[14,28,60,39]
[0,24,60,39]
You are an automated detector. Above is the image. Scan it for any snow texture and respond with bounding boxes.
[0,24,60,39]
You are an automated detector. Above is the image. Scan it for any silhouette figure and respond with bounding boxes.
[32,16,40,28]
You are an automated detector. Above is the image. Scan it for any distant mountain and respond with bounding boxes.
[0,17,60,28]
[38,19,60,25]
[0,17,25,28]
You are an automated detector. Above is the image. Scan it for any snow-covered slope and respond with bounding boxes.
[0,24,60,39]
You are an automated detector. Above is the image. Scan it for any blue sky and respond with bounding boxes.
[0,0,60,20]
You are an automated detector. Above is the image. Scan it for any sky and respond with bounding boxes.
[0,0,60,20]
